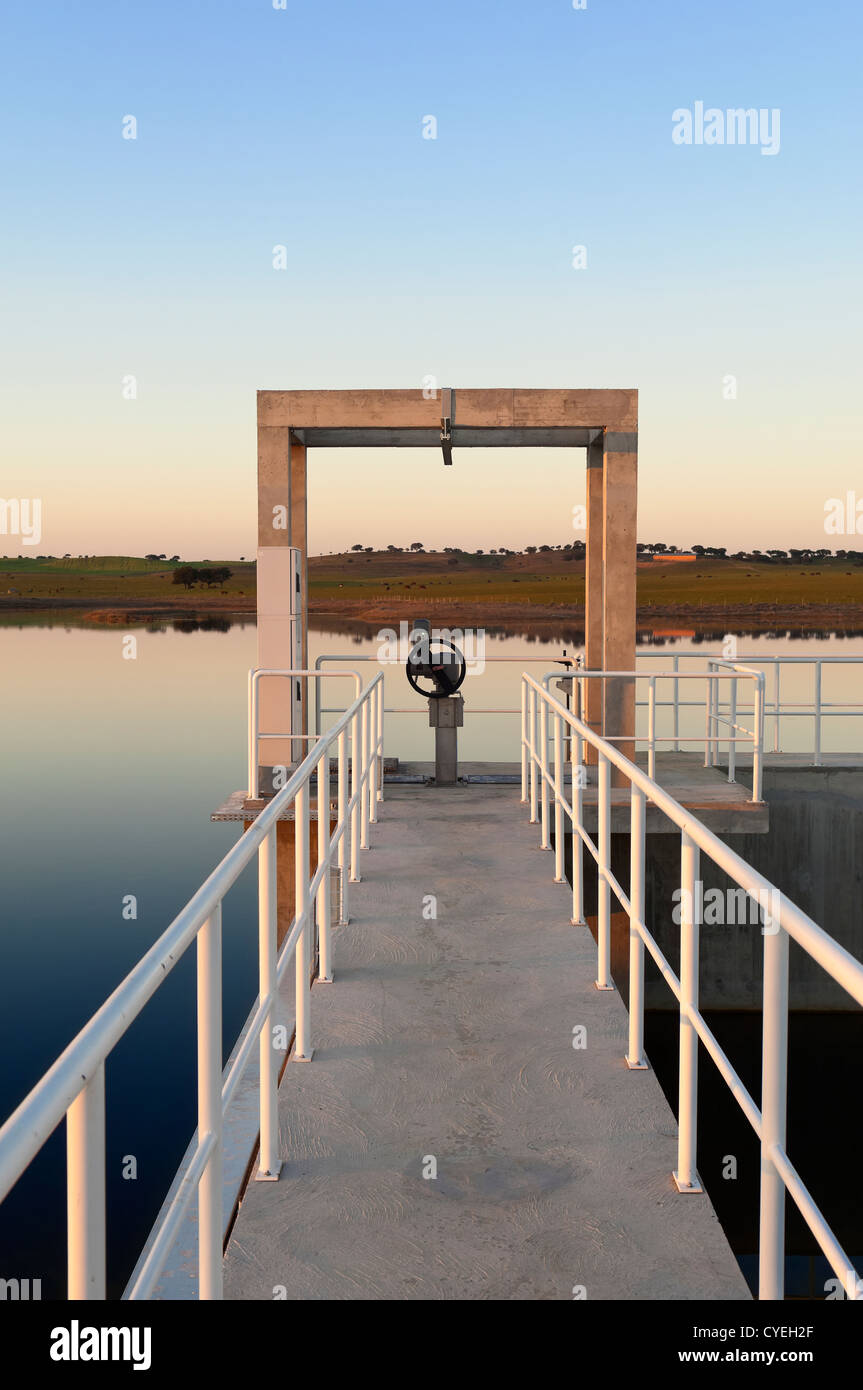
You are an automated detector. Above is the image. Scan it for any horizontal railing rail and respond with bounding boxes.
[521,671,863,1302]
[314,652,863,765]
[639,653,863,763]
[542,665,765,801]
[0,674,385,1301]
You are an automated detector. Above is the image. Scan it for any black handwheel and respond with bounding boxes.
[406,636,467,699]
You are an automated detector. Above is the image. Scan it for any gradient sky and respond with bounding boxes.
[1,0,861,558]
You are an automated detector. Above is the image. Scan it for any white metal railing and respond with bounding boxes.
[521,671,863,1302]
[699,656,863,766]
[315,652,863,766]
[0,674,384,1301]
[542,665,765,801]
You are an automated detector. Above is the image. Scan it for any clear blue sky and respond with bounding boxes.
[2,0,861,556]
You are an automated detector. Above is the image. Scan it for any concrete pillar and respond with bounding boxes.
[602,432,638,781]
[584,436,605,765]
[256,423,308,769]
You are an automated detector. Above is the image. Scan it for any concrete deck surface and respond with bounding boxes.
[223,785,749,1301]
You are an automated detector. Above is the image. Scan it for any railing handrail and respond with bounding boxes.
[524,674,863,1000]
[521,671,863,1301]
[314,652,863,769]
[0,671,385,1301]
[249,667,364,798]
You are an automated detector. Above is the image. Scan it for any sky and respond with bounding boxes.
[1,0,861,558]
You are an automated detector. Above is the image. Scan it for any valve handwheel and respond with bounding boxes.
[406,636,467,699]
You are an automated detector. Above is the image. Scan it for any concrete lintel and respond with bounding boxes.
[258,387,638,433]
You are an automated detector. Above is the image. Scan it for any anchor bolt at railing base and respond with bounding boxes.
[673,1171,704,1194]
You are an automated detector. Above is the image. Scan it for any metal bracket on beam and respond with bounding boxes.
[440,387,454,465]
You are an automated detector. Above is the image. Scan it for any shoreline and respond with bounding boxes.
[1,594,861,636]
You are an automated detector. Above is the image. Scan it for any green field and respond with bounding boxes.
[1,551,862,612]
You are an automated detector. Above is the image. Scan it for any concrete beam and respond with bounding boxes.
[258,387,638,434]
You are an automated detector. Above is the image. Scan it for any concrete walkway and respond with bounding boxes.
[223,786,749,1301]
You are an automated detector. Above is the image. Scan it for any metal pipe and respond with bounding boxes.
[728,678,738,783]
[676,832,701,1192]
[814,661,823,766]
[647,677,657,780]
[753,674,764,803]
[249,668,362,800]
[196,906,223,1298]
[626,787,648,1069]
[529,686,538,825]
[366,686,377,822]
[376,679,384,804]
[350,710,360,883]
[257,831,280,1180]
[337,728,349,924]
[66,1062,106,1300]
[539,696,550,849]
[294,783,312,1060]
[360,700,370,848]
[596,755,613,991]
[704,663,713,769]
[318,756,333,982]
[759,922,789,1299]
[553,712,564,883]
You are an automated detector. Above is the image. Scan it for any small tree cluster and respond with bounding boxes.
[172,565,233,590]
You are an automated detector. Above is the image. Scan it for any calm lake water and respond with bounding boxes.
[1,618,862,1297]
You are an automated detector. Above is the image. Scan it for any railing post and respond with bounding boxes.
[360,698,371,848]
[294,783,313,1061]
[539,695,550,850]
[376,678,384,804]
[675,832,702,1193]
[596,754,613,991]
[648,677,657,780]
[520,680,528,804]
[704,664,713,769]
[728,677,737,784]
[773,663,781,754]
[759,920,789,1300]
[369,686,379,824]
[553,711,564,883]
[350,710,361,883]
[337,726,349,923]
[196,904,223,1297]
[814,661,822,766]
[66,1062,106,1300]
[317,754,333,982]
[673,656,680,753]
[257,833,282,1182]
[571,729,584,926]
[753,675,764,804]
[626,787,648,1069]
[248,670,257,799]
[529,686,538,824]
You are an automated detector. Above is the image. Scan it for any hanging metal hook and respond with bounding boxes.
[440,387,454,465]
